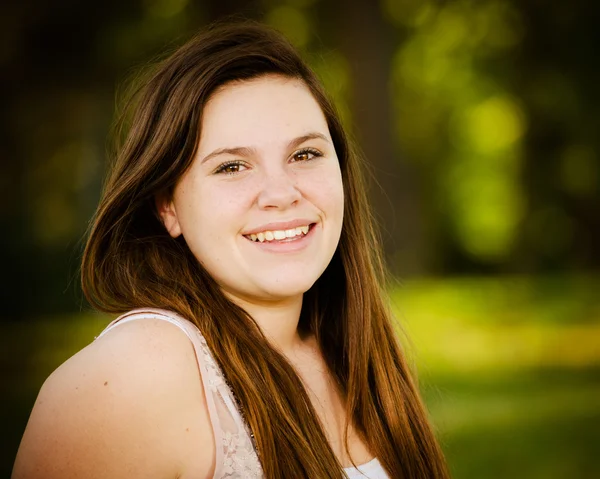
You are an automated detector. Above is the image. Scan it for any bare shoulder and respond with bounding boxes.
[13,317,215,479]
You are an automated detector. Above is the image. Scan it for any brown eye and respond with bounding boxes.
[215,161,247,174]
[295,152,311,162]
[292,148,321,163]
[222,164,240,173]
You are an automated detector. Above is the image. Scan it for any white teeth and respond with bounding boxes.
[246,225,311,242]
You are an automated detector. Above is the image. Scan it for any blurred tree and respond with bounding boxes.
[317,0,428,276]
[1,0,138,320]
[514,0,600,273]
[384,0,600,275]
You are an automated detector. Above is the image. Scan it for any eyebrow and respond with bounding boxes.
[199,131,331,165]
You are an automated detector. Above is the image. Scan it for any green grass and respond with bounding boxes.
[422,369,600,478]
[391,275,600,373]
[4,275,600,478]
[390,275,600,478]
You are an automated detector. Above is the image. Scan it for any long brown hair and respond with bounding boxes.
[82,20,450,479]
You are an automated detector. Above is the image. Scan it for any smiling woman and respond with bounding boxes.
[12,21,450,479]
[159,76,344,303]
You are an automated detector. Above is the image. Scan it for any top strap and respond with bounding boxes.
[95,308,226,478]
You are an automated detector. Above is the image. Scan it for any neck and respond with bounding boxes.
[224,292,306,354]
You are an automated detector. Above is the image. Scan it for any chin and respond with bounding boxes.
[259,282,314,300]
[253,274,319,300]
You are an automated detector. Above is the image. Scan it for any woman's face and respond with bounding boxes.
[159,75,344,304]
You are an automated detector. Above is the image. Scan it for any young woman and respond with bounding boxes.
[13,22,450,479]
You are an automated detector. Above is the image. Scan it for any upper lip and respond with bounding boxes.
[242,219,317,235]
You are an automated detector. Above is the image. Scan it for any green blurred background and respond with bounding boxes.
[2,0,599,477]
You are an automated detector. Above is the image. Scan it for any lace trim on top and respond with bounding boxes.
[95,308,263,479]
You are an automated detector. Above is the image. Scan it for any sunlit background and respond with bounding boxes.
[2,0,599,477]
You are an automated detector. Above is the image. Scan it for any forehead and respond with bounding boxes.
[198,75,330,149]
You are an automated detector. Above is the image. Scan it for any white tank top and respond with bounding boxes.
[96,308,390,479]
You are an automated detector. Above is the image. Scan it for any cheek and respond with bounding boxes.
[180,181,251,228]
[306,164,344,215]
[173,185,231,259]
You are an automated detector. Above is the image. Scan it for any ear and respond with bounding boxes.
[155,192,182,238]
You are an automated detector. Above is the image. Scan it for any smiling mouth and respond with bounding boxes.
[244,223,315,243]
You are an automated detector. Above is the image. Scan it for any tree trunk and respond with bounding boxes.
[324,0,426,276]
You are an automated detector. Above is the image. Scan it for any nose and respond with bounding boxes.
[256,166,301,210]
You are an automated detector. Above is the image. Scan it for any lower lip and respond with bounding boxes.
[243,224,317,253]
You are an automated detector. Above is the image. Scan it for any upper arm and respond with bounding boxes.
[12,318,215,479]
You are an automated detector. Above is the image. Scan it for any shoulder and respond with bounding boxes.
[13,315,214,479]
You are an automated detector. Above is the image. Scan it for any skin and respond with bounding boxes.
[13,75,371,479]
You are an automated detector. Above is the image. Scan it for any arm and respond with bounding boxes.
[12,318,215,479]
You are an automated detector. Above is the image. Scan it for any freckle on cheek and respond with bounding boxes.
[104,381,108,386]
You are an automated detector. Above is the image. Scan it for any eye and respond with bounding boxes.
[214,161,247,175]
[291,147,322,163]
